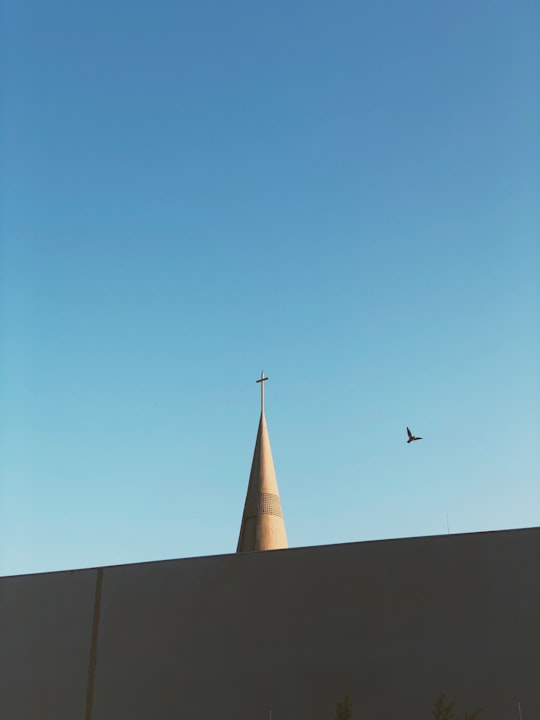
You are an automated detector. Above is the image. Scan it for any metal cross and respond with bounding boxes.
[256,370,269,413]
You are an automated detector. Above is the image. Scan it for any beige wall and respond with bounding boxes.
[1,528,538,720]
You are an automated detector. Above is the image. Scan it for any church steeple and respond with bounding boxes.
[236,372,288,553]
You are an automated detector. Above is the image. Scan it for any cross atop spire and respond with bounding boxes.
[237,370,288,553]
[256,370,269,413]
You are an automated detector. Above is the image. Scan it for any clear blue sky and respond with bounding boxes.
[1,0,538,576]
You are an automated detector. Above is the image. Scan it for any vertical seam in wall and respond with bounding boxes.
[85,567,103,720]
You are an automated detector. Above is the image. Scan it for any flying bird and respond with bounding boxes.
[406,427,422,443]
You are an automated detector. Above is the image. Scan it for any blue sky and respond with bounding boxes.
[1,0,538,576]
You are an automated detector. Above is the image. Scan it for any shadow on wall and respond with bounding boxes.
[332,693,483,719]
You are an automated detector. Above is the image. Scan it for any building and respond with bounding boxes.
[237,371,288,553]
[1,378,538,719]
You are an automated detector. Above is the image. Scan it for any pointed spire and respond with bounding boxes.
[236,371,288,553]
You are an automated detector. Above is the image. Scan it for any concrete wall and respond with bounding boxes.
[0,568,97,719]
[1,528,538,720]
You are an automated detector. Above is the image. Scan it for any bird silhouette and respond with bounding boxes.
[407,427,422,443]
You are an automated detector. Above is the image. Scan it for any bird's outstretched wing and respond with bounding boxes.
[407,427,412,439]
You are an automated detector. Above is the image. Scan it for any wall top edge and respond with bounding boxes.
[1,526,538,580]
